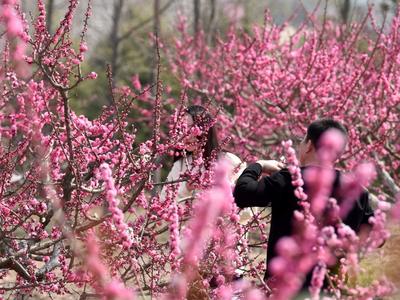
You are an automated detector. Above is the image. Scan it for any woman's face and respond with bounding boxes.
[183,114,199,152]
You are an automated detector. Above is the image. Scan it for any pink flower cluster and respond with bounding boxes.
[98,163,133,249]
[0,0,29,61]
[365,204,390,252]
[166,160,238,299]
[168,199,181,269]
[282,140,307,201]
[85,232,136,300]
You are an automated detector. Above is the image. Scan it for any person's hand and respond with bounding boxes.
[256,160,285,174]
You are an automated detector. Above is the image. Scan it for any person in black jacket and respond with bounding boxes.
[233,119,374,286]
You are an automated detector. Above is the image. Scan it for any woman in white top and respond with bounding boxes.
[162,106,277,288]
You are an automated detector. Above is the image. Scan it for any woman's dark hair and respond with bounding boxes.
[174,105,220,165]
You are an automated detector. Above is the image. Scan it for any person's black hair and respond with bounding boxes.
[174,105,220,166]
[305,118,348,148]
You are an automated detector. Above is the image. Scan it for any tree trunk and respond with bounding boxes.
[154,0,160,35]
[340,0,351,24]
[46,0,55,33]
[151,0,160,86]
[110,0,124,88]
[206,0,216,45]
[193,0,201,35]
[151,0,161,195]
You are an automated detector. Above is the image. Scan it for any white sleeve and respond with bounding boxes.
[223,152,247,184]
[223,152,259,224]
[160,159,183,202]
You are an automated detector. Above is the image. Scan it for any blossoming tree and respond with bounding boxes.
[0,0,399,299]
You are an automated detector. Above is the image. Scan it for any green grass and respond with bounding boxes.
[357,224,400,299]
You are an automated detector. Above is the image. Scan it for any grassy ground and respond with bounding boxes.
[357,224,400,299]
